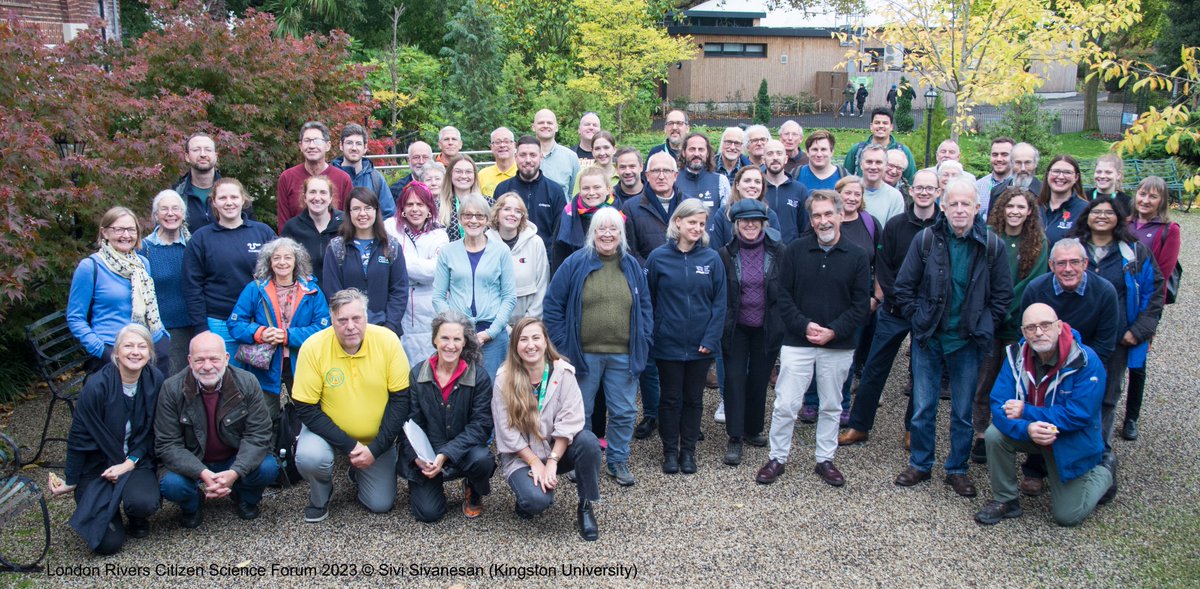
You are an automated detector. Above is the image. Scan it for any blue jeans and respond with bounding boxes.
[910,338,981,475]
[480,328,510,380]
[160,454,279,514]
[207,317,240,364]
[639,361,660,419]
[576,353,638,466]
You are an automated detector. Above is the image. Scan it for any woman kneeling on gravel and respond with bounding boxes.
[493,318,602,541]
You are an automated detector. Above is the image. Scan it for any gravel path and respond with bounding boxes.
[4,214,1198,588]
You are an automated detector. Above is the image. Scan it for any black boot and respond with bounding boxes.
[577,499,598,541]
[723,439,743,466]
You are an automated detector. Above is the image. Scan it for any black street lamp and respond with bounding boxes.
[923,88,938,168]
[52,133,87,239]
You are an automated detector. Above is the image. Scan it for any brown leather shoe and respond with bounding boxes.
[755,459,785,485]
[838,428,869,446]
[894,466,931,487]
[944,474,978,498]
[1020,476,1044,497]
[903,431,911,451]
[706,364,719,388]
[814,461,845,487]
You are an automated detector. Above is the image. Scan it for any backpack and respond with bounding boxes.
[330,235,401,265]
[918,226,1004,267]
[1156,225,1182,304]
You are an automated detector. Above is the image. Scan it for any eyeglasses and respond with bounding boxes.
[349,206,376,214]
[665,121,688,128]
[1051,258,1086,268]
[885,163,905,172]
[748,137,768,144]
[1021,320,1060,336]
[301,137,326,146]
[911,185,938,193]
[490,139,514,146]
[460,213,487,220]
[1048,169,1076,177]
[647,169,675,176]
[722,140,743,147]
[106,226,138,235]
[595,227,620,235]
[1089,209,1117,218]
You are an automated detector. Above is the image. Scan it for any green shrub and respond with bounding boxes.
[895,77,915,132]
[753,79,772,125]
[987,94,1061,162]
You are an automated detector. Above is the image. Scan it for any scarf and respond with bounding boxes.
[97,243,164,334]
[1020,321,1075,408]
[574,192,617,222]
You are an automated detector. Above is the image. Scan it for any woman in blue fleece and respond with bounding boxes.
[183,178,277,359]
[321,187,409,336]
[433,195,516,379]
[67,206,170,375]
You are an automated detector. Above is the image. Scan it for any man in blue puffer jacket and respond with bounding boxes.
[975,304,1115,527]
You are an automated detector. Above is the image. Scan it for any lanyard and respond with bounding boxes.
[535,362,551,412]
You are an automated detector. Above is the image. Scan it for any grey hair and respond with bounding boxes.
[329,288,370,315]
[420,161,446,181]
[150,189,188,234]
[859,143,888,166]
[458,195,491,218]
[943,178,978,203]
[666,198,711,247]
[886,148,909,167]
[646,151,678,172]
[254,237,313,282]
[936,160,964,175]
[438,126,460,141]
[583,207,628,257]
[1050,237,1087,261]
[1013,142,1040,166]
[430,310,481,366]
[780,120,803,135]
[806,189,844,215]
[111,323,156,366]
[300,121,330,142]
[721,127,745,144]
[745,124,771,141]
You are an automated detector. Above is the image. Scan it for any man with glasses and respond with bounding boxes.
[649,109,689,162]
[479,127,518,200]
[494,135,567,252]
[716,127,750,183]
[974,303,1114,527]
[839,170,942,447]
[893,179,1011,498]
[883,148,912,206]
[277,121,354,232]
[976,137,1015,213]
[1017,238,1119,498]
[434,126,463,167]
[988,142,1042,208]
[175,133,228,231]
[743,125,771,168]
[845,108,915,184]
[388,140,433,197]
[780,121,809,176]
[332,123,395,220]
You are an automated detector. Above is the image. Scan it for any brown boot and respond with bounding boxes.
[838,428,869,446]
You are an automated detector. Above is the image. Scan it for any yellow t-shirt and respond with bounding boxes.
[478,163,517,199]
[292,324,410,443]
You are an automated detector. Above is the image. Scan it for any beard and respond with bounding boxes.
[1012,172,1034,190]
[193,366,226,389]
[816,228,837,244]
[1030,340,1055,354]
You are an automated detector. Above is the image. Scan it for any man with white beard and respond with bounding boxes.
[974,303,1114,527]
[987,143,1042,212]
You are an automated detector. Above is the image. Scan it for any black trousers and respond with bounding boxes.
[722,324,770,440]
[407,445,496,523]
[657,359,711,455]
[74,468,160,556]
[507,430,602,517]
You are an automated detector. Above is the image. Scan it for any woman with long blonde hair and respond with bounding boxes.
[492,318,601,541]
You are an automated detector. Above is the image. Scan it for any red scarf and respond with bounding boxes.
[430,356,468,404]
[1021,321,1075,407]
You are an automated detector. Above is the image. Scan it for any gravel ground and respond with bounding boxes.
[3,214,1199,588]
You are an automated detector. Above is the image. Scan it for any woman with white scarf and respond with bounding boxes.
[68,206,170,375]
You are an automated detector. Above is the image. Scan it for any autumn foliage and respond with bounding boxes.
[0,0,370,325]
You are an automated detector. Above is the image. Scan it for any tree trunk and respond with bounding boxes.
[1083,73,1100,133]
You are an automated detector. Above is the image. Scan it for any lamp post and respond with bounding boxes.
[359,83,373,137]
[53,133,87,239]
[923,88,938,168]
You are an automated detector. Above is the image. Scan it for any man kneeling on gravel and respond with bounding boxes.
[975,304,1115,526]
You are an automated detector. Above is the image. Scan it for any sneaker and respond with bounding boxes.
[462,480,484,518]
[799,406,818,424]
[971,437,988,464]
[1020,476,1044,497]
[714,401,726,424]
[975,499,1023,525]
[606,462,636,487]
[303,504,328,523]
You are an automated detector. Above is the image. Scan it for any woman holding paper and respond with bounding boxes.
[492,317,601,541]
[401,310,496,523]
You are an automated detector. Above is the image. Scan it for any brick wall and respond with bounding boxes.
[0,0,105,43]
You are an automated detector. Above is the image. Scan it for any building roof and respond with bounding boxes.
[683,0,888,29]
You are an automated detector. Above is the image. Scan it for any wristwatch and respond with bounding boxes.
[549,451,560,462]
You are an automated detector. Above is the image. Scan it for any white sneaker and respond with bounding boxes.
[714,401,726,424]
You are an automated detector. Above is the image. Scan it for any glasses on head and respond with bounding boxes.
[647,169,675,176]
[460,213,487,221]
[301,137,326,146]
[1048,169,1076,177]
[1051,258,1086,268]
[349,205,376,214]
[106,226,138,235]
[1021,320,1060,336]
[1089,209,1117,218]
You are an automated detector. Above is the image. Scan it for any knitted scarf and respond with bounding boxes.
[97,243,164,334]
[574,192,618,222]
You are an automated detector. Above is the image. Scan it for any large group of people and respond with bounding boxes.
[55,106,1182,554]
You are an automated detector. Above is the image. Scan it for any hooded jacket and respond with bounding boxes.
[1085,240,1164,368]
[487,225,548,324]
[990,328,1105,483]
[494,171,567,254]
[332,156,396,219]
[227,276,330,394]
[386,220,450,363]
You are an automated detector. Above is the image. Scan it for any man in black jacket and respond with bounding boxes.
[495,135,568,253]
[291,289,411,523]
[893,179,1013,498]
[756,190,871,487]
[156,332,278,528]
[839,170,942,447]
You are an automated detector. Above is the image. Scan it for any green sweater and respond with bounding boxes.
[580,253,633,354]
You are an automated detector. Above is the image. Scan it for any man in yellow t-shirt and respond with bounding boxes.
[477,127,517,200]
[293,289,410,523]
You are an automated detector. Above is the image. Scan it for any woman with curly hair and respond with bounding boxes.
[970,187,1049,463]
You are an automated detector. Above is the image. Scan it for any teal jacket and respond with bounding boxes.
[432,238,516,340]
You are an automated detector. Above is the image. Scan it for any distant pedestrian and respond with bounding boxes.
[886,85,898,112]
[839,83,856,117]
[856,84,869,117]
